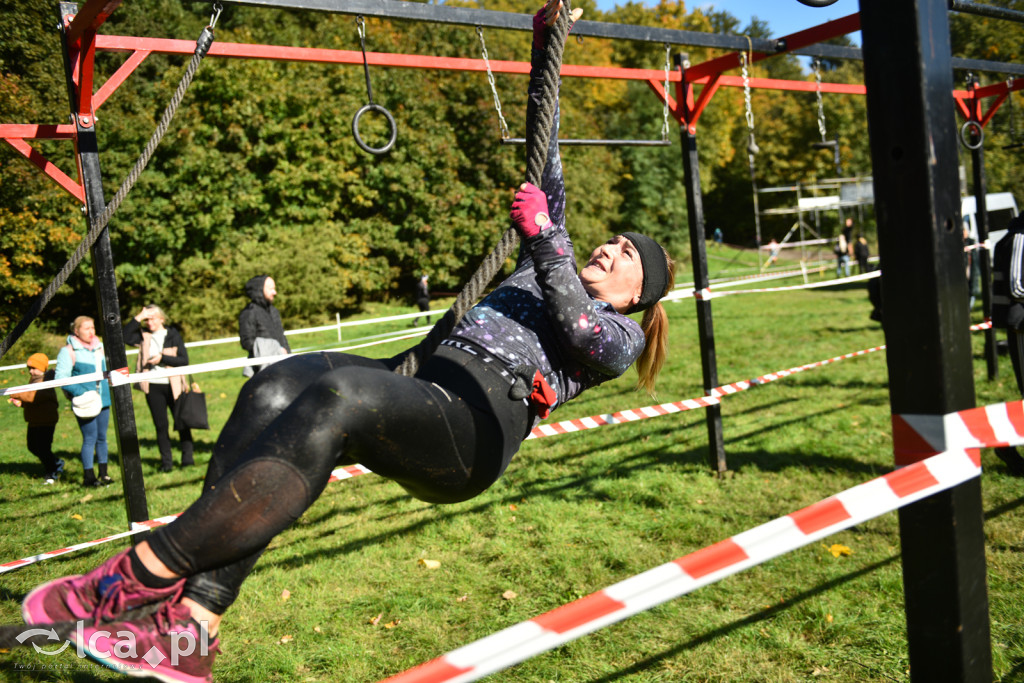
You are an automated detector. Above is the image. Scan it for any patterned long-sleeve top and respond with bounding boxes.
[447,49,646,415]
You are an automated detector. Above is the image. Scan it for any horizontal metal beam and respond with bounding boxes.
[221,0,785,52]
[951,0,1024,23]
[219,0,1024,76]
[500,138,671,147]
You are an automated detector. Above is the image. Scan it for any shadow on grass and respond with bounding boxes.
[0,465,207,523]
[582,493,1024,683]
[999,659,1024,683]
[265,428,887,575]
[585,554,904,683]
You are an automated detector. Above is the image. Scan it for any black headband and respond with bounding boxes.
[620,231,669,313]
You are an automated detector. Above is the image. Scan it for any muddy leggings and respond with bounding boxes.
[147,351,510,614]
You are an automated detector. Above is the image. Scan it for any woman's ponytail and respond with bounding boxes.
[635,249,674,395]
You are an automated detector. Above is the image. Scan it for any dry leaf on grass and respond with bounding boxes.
[281,589,291,601]
[70,514,83,520]
[384,620,401,629]
[828,543,852,558]
[456,595,469,602]
[369,613,383,626]
[418,558,441,570]
[279,635,293,644]
[502,590,517,600]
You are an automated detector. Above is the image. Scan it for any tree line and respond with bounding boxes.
[1,0,1021,345]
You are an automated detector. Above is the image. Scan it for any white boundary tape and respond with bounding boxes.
[0,329,431,399]
[0,308,446,374]
[668,270,880,303]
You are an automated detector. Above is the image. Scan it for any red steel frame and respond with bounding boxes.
[0,0,1007,203]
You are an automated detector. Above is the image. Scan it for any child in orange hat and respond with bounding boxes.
[7,353,64,483]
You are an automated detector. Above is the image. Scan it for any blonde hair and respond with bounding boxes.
[145,305,167,324]
[72,315,94,337]
[635,249,675,396]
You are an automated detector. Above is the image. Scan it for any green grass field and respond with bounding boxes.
[0,257,1022,682]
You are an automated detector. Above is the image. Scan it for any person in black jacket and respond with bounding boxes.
[124,305,194,471]
[411,273,430,326]
[991,215,1024,476]
[239,275,290,376]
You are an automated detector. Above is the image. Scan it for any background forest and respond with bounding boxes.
[2,0,1022,343]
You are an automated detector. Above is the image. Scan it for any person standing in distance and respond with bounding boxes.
[411,273,431,326]
[239,275,290,376]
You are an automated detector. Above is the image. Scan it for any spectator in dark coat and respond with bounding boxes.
[239,275,290,376]
[411,274,431,326]
[124,305,194,471]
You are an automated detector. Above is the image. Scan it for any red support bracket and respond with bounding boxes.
[63,0,122,129]
[686,13,861,84]
[2,137,85,203]
[952,78,1024,129]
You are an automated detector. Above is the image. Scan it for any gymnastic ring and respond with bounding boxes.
[352,103,397,155]
[960,120,984,150]
[795,0,839,6]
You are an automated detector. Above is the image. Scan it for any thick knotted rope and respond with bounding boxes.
[393,5,573,377]
[0,27,216,362]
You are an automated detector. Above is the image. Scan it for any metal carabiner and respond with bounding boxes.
[208,2,223,30]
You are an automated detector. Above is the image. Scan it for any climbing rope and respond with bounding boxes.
[393,4,573,377]
[0,6,222,362]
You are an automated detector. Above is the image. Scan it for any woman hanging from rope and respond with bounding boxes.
[20,3,673,679]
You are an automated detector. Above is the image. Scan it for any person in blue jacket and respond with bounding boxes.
[54,315,113,488]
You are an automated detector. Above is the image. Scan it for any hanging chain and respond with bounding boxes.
[1008,77,1017,141]
[355,16,376,105]
[741,51,754,132]
[741,46,758,156]
[477,26,510,139]
[814,58,827,142]
[661,43,671,141]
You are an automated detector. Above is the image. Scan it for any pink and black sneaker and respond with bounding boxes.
[75,601,219,683]
[22,548,184,626]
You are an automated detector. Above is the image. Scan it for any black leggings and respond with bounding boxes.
[144,383,193,467]
[148,351,520,614]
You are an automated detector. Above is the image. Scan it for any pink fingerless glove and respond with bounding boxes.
[533,4,579,49]
[510,182,552,239]
[532,7,547,50]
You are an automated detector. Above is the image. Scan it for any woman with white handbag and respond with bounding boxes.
[55,315,113,488]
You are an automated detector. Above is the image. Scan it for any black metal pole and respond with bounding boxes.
[859,1,992,681]
[58,2,150,530]
[968,124,998,380]
[677,53,726,474]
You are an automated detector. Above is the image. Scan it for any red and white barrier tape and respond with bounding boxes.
[894,398,1024,466]
[0,464,374,575]
[526,396,720,440]
[710,345,887,398]
[0,514,181,574]
[379,447,982,683]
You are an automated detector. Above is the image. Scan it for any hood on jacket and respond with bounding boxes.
[245,275,271,307]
